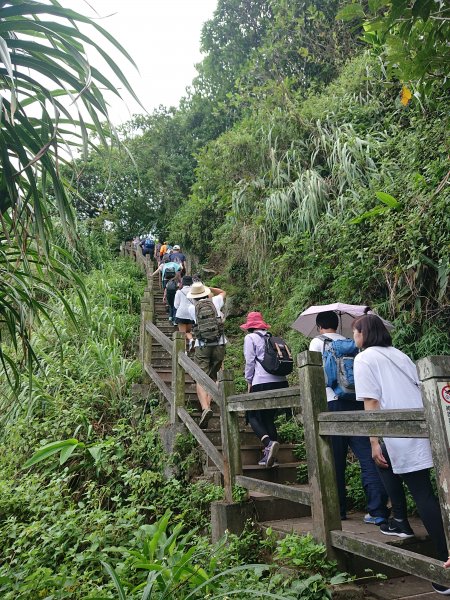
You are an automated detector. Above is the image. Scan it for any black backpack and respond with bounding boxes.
[164,265,176,280]
[254,332,293,376]
[165,279,178,301]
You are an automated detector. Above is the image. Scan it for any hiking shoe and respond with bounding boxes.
[258,446,270,466]
[199,408,213,429]
[364,513,388,526]
[266,441,280,468]
[379,518,415,539]
[431,583,450,595]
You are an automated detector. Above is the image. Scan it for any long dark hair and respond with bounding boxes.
[352,314,392,349]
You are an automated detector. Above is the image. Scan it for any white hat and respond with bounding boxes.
[187,282,210,299]
[173,244,180,250]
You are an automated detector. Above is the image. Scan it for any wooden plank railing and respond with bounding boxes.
[124,241,450,587]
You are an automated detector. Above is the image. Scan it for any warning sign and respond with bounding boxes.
[441,384,450,404]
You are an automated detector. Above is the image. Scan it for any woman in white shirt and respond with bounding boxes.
[353,314,449,594]
[174,275,194,348]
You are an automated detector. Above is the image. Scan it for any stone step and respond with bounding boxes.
[155,368,194,383]
[242,462,299,483]
[240,445,299,465]
[249,491,311,521]
[187,412,246,430]
[204,428,259,446]
[207,445,300,467]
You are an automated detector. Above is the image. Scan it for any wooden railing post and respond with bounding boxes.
[417,355,450,553]
[218,369,241,503]
[171,332,186,423]
[140,288,153,382]
[298,350,343,562]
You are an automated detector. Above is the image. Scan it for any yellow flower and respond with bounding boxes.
[400,85,412,106]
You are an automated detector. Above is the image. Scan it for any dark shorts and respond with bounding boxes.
[194,344,226,381]
[175,318,194,325]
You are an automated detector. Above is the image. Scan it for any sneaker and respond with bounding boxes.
[258,447,269,466]
[364,513,388,526]
[266,441,280,468]
[431,583,450,595]
[199,408,213,429]
[379,518,415,539]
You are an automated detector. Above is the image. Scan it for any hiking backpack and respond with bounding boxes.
[254,332,293,376]
[318,335,359,401]
[165,279,178,300]
[193,298,224,344]
[164,265,176,280]
[144,238,154,250]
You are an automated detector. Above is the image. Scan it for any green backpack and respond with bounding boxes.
[193,299,224,343]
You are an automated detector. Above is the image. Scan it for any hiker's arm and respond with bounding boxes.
[243,335,256,384]
[151,267,160,276]
[210,287,226,298]
[364,399,388,469]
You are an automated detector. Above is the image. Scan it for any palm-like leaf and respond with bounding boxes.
[0,0,139,389]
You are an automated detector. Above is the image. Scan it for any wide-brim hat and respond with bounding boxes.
[187,281,211,299]
[240,312,271,330]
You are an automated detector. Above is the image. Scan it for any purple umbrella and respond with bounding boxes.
[291,303,394,338]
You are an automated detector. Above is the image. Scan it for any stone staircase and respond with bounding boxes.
[152,282,309,522]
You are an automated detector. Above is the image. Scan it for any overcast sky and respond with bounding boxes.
[71,0,218,125]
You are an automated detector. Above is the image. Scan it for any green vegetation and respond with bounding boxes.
[0,0,139,387]
[1,0,448,597]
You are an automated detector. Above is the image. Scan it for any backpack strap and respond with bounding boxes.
[317,334,333,353]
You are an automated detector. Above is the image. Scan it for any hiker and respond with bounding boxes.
[169,245,187,274]
[241,312,290,468]
[353,314,449,596]
[155,240,162,263]
[159,241,168,261]
[187,282,227,429]
[151,255,181,289]
[164,276,178,324]
[140,236,155,262]
[174,275,194,349]
[309,310,389,524]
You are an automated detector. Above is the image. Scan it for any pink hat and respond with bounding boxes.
[240,312,271,330]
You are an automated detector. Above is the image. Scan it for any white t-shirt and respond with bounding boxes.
[188,295,227,347]
[354,346,433,474]
[309,333,346,402]
[174,287,192,320]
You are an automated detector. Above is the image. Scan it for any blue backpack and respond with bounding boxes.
[144,238,154,250]
[319,336,359,401]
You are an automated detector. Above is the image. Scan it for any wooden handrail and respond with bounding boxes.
[177,407,224,472]
[227,386,302,412]
[318,408,428,438]
[144,363,173,405]
[331,530,450,588]
[235,476,311,505]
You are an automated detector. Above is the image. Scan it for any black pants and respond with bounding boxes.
[377,444,448,561]
[246,381,289,441]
